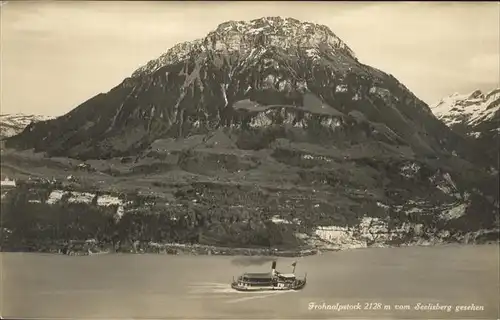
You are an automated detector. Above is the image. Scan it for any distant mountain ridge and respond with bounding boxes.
[430,88,500,138]
[0,114,54,140]
[430,88,499,167]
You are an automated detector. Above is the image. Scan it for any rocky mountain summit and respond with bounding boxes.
[132,17,356,78]
[2,17,498,253]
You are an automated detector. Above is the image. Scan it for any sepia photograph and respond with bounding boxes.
[0,1,499,319]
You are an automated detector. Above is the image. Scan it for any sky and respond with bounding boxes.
[1,1,499,116]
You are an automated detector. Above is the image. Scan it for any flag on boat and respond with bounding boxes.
[291,261,297,267]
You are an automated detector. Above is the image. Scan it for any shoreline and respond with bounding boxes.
[2,238,498,257]
[0,241,319,257]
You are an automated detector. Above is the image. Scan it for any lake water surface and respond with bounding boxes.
[1,244,499,319]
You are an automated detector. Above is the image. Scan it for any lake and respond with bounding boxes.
[2,244,499,319]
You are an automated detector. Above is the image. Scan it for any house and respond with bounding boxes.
[0,177,16,188]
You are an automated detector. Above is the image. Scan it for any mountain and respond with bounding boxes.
[5,17,483,163]
[2,17,498,252]
[430,89,499,167]
[0,114,53,140]
[430,89,499,136]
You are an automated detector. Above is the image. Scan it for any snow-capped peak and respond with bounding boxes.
[430,88,500,129]
[131,16,356,78]
[0,113,54,139]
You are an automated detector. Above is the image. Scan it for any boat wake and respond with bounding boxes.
[187,282,241,294]
[225,290,296,304]
[187,282,297,304]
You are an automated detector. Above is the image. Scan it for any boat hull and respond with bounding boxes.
[231,279,306,292]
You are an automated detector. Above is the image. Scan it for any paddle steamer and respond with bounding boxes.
[231,261,306,291]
